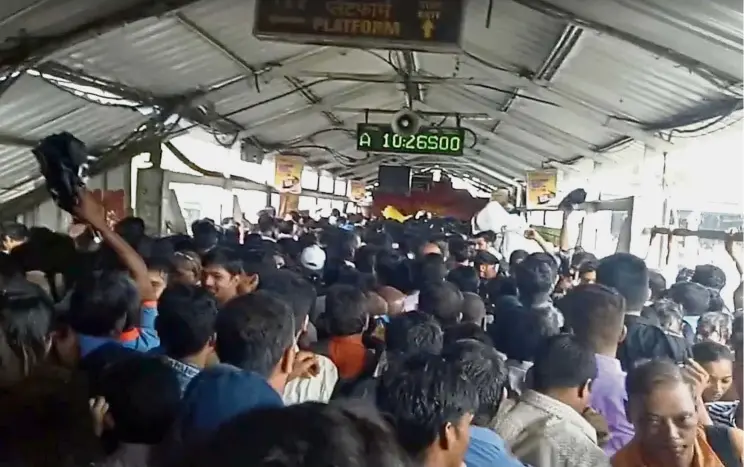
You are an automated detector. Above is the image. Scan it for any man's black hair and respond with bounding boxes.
[146,255,173,275]
[641,298,683,332]
[67,271,139,336]
[558,284,626,352]
[257,214,275,236]
[0,277,54,386]
[443,323,492,348]
[354,245,380,274]
[448,238,470,263]
[596,253,649,311]
[385,311,443,356]
[418,280,464,327]
[648,270,667,300]
[475,231,496,243]
[191,219,219,252]
[375,252,412,293]
[411,253,447,290]
[442,339,507,426]
[570,251,597,270]
[184,402,412,467]
[691,264,726,292]
[215,291,295,377]
[447,266,479,294]
[667,281,711,317]
[258,269,316,334]
[501,306,564,362]
[376,354,477,461]
[323,284,368,336]
[114,217,145,242]
[1,222,29,242]
[460,292,487,324]
[276,220,295,236]
[98,355,181,444]
[508,249,529,269]
[531,334,597,392]
[156,284,218,360]
[692,340,734,364]
[202,247,243,276]
[473,250,499,268]
[514,252,558,300]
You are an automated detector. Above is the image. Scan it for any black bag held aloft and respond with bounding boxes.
[32,132,97,213]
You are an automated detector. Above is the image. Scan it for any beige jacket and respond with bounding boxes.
[493,390,610,467]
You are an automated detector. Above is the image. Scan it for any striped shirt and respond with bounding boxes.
[706,401,740,427]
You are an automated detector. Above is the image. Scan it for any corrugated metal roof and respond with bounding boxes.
[0,0,741,209]
[0,0,143,51]
[551,31,729,124]
[0,74,148,203]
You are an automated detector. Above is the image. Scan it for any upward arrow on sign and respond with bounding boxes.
[422,18,435,39]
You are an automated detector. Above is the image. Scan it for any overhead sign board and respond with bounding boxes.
[254,0,464,52]
[356,123,465,156]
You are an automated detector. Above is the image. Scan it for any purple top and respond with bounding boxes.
[590,354,635,457]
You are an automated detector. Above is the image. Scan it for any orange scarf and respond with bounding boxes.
[611,427,725,467]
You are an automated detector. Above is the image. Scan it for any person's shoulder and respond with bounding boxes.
[727,426,744,458]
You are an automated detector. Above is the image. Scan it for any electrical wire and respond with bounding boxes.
[670,115,743,139]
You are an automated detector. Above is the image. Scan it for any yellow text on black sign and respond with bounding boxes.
[313,1,401,37]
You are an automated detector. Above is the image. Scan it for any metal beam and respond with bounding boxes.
[174,12,347,129]
[416,97,610,165]
[508,0,741,87]
[236,83,389,137]
[0,0,204,70]
[291,67,674,151]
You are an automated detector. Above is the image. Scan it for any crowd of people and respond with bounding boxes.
[0,190,742,467]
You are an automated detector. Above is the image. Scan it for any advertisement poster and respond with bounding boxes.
[274,155,304,194]
[526,169,558,210]
[348,180,366,202]
[278,193,300,217]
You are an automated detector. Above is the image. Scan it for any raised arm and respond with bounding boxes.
[72,190,157,303]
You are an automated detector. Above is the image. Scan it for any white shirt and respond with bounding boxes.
[282,354,338,405]
[402,291,419,312]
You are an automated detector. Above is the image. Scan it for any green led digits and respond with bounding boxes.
[356,123,465,156]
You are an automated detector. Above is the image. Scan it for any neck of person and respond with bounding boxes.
[181,350,210,370]
[595,344,619,359]
[541,387,586,414]
[523,293,551,307]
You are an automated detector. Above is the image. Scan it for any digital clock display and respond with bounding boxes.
[356,123,465,156]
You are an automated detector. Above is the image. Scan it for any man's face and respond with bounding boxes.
[700,358,734,402]
[202,265,239,304]
[474,237,488,251]
[579,270,596,285]
[630,382,698,466]
[478,263,498,280]
[442,413,473,467]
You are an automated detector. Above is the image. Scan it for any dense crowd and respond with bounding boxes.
[0,190,741,467]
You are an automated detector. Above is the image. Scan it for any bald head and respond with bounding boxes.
[377,286,406,316]
[420,243,441,256]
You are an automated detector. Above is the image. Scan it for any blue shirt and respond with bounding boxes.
[78,304,160,358]
[465,426,526,467]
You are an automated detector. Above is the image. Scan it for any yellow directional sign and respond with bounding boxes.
[422,18,435,39]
